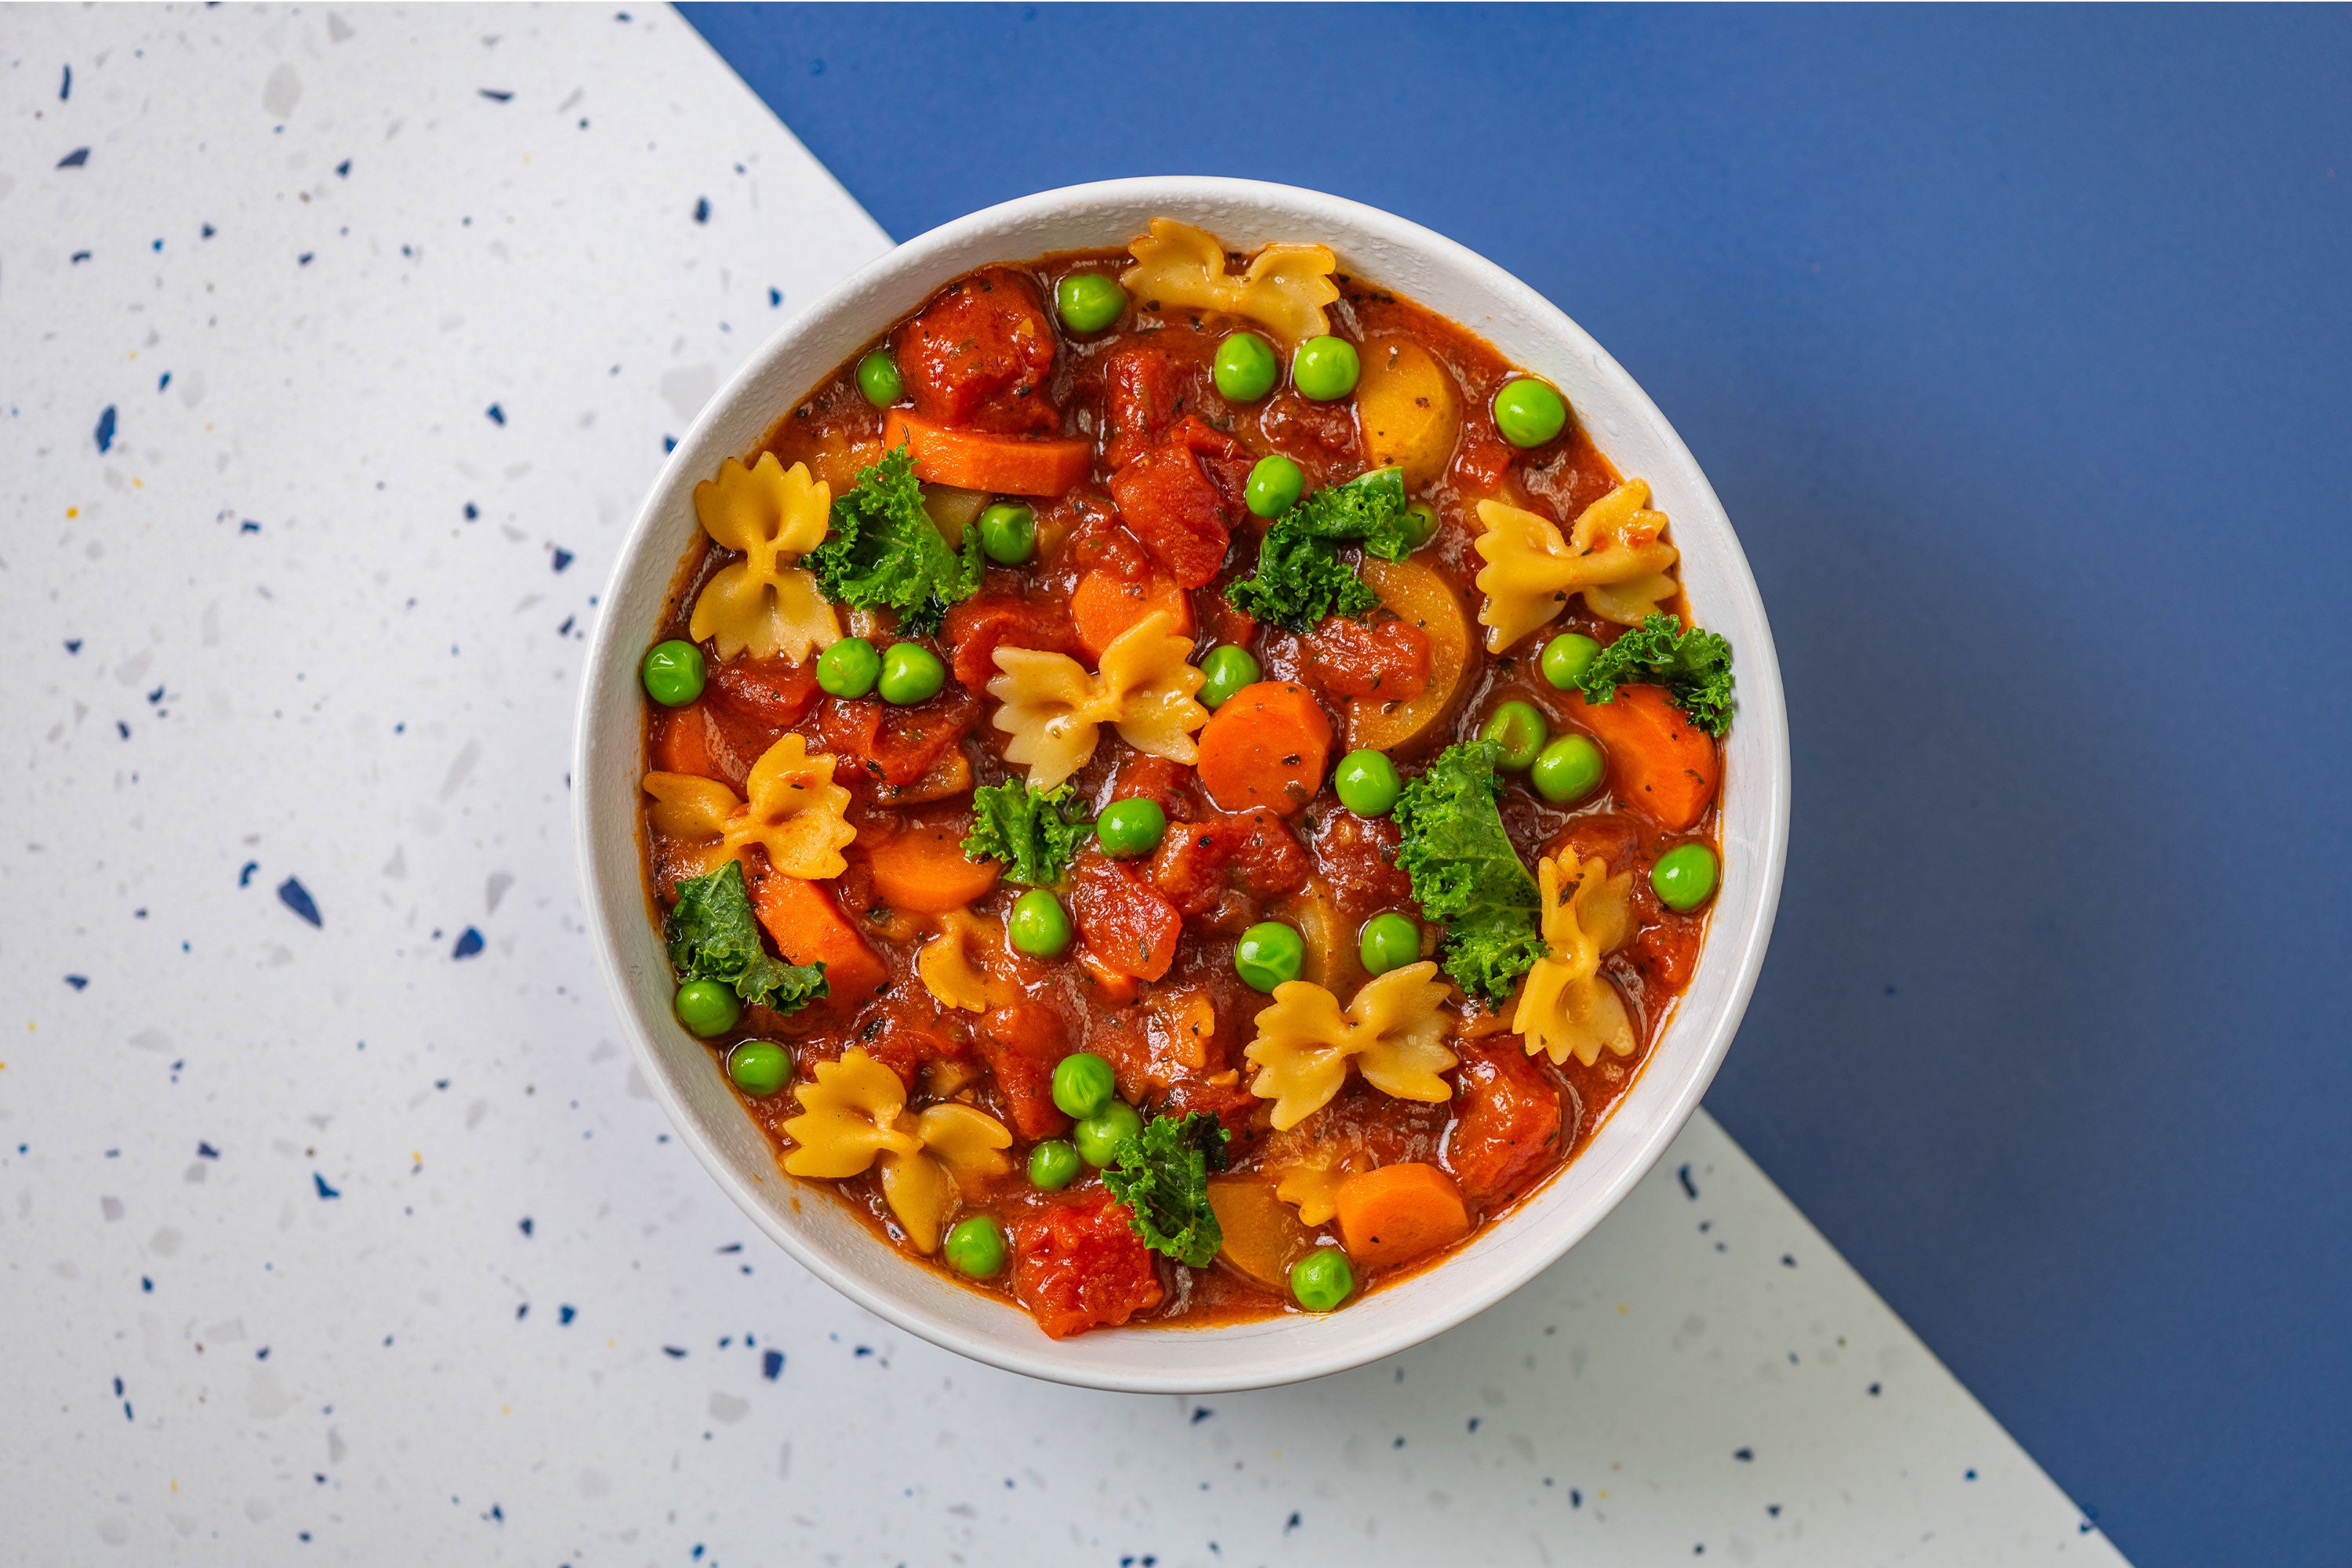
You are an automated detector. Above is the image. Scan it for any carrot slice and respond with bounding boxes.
[749,870,887,1012]
[651,700,720,780]
[862,818,999,914]
[1334,1163,1472,1270]
[882,408,1092,497]
[1563,684,1719,831]
[1070,568,1193,662]
[1194,681,1333,816]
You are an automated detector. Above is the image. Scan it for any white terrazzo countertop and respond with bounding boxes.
[1,6,2125,1564]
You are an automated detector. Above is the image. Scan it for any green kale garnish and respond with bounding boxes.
[1225,465,1414,633]
[961,779,1087,886]
[666,860,829,1012]
[804,442,984,636]
[1575,612,1735,737]
[1103,1111,1232,1269]
[1392,740,1547,1002]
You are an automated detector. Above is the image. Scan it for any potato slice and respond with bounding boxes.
[1347,558,1470,755]
[1208,1175,1319,1289]
[1356,336,1461,490]
[1279,874,1364,996]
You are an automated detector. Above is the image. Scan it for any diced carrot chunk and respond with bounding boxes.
[1070,568,1193,662]
[1334,1163,1472,1270]
[748,868,886,1013]
[1194,681,1334,817]
[1563,684,1719,830]
[882,408,1092,497]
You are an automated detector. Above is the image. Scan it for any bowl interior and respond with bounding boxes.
[575,177,1790,1392]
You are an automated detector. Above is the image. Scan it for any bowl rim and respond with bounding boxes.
[573,175,1791,1392]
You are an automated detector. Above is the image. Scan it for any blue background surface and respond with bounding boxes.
[684,7,2351,1563]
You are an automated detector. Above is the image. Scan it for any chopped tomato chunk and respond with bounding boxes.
[1299,614,1432,703]
[818,687,979,788]
[710,655,824,728]
[976,1003,1073,1142]
[1098,345,1200,470]
[1012,1190,1166,1338]
[1106,416,1246,589]
[1151,808,1310,916]
[895,267,1058,434]
[1446,1040,1566,1210]
[1072,850,1182,981]
[940,593,1075,691]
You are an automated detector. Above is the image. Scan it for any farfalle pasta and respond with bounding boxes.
[1243,962,1458,1131]
[780,1049,1011,1253]
[1471,480,1680,652]
[987,612,1209,790]
[916,909,994,1015]
[632,219,1732,1337]
[1512,854,1637,1068]
[720,733,856,880]
[689,452,843,662]
[1120,219,1341,345]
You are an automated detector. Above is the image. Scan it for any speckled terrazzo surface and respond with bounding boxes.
[3,6,2127,1564]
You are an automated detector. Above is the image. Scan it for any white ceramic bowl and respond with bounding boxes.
[575,177,1790,1393]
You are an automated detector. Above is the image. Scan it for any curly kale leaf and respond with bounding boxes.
[1392,740,1544,1002]
[1576,613,1736,737]
[961,779,1087,887]
[1103,1112,1232,1269]
[804,442,983,636]
[666,860,829,1012]
[1225,465,1413,633]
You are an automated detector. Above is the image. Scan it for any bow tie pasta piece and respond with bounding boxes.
[987,612,1209,790]
[1120,219,1341,346]
[689,452,844,662]
[642,771,743,880]
[780,1050,1013,1254]
[1243,961,1458,1132]
[1272,1160,1348,1227]
[720,733,857,880]
[1512,853,1637,1068]
[916,909,994,1015]
[1471,481,1681,652]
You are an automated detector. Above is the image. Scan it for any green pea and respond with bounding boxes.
[1214,331,1279,401]
[1244,453,1305,519]
[1357,912,1422,976]
[1198,644,1261,710]
[1029,1139,1083,1191]
[1096,798,1167,859]
[674,979,741,1038]
[1541,632,1602,691]
[725,1040,793,1097]
[1055,271,1126,335]
[1652,843,1719,912]
[1290,1247,1355,1312]
[1074,1099,1143,1167]
[816,637,880,699]
[1333,749,1403,817]
[1493,377,1568,447]
[1401,500,1438,551]
[976,501,1036,565]
[1011,889,1073,959]
[1530,734,1606,804]
[856,348,904,408]
[1236,920,1306,993]
[1051,1051,1116,1119]
[641,640,706,707]
[1292,336,1361,401]
[877,642,946,705]
[1480,700,1549,772]
[943,1215,1007,1279]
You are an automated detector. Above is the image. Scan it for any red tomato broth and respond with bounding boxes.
[637,238,1724,1335]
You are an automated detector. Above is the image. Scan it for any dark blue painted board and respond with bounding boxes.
[684,6,2352,1562]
